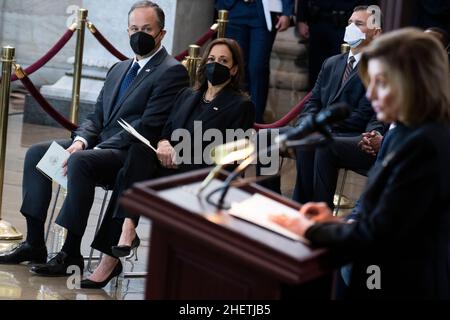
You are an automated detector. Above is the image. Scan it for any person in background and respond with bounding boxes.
[215,0,294,123]
[297,0,373,89]
[272,28,450,299]
[80,38,255,289]
[346,25,450,221]
[292,5,385,206]
[411,0,450,36]
[425,27,450,49]
[425,27,450,66]
[0,1,189,277]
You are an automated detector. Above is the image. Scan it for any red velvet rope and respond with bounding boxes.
[9,23,308,133]
[19,76,78,131]
[253,91,312,130]
[89,23,215,62]
[175,29,217,61]
[10,29,75,82]
[90,27,129,61]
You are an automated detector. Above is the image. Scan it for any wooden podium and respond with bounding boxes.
[120,168,338,300]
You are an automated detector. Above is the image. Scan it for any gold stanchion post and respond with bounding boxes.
[0,46,23,240]
[70,8,88,124]
[185,45,201,87]
[217,10,229,39]
[341,43,351,54]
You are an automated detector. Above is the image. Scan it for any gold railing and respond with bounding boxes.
[70,8,88,125]
[183,45,202,87]
[0,46,23,240]
[217,10,229,38]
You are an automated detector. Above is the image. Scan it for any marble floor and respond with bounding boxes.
[0,93,366,301]
[0,93,148,300]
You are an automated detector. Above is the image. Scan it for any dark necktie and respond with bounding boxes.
[116,62,140,103]
[341,56,356,85]
[377,126,396,160]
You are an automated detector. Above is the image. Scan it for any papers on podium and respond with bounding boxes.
[118,118,157,152]
[36,141,70,190]
[229,194,309,243]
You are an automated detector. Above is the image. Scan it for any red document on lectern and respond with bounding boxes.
[228,193,309,244]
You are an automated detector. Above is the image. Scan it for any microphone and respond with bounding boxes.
[205,104,350,209]
[276,103,351,143]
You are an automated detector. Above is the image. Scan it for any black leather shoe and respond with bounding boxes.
[80,260,123,289]
[0,242,47,264]
[111,235,140,259]
[30,251,84,277]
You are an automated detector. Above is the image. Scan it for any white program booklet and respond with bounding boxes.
[36,141,70,190]
[228,193,309,243]
[118,118,157,152]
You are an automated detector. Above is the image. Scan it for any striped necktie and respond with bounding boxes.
[341,56,356,85]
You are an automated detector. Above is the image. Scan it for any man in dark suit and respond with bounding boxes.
[0,1,189,276]
[215,0,294,123]
[297,0,373,89]
[88,85,255,274]
[292,5,384,205]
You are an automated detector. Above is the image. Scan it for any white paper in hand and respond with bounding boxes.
[36,141,70,190]
[262,0,283,31]
[118,119,157,152]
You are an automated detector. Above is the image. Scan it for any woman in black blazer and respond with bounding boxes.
[273,28,450,299]
[81,38,255,288]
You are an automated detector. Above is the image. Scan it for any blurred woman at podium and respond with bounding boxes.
[80,38,255,288]
[272,28,450,299]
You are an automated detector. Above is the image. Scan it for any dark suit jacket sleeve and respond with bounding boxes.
[295,59,325,126]
[229,98,255,131]
[159,87,191,141]
[72,63,119,148]
[161,90,255,141]
[304,135,438,254]
[235,98,256,131]
[297,0,308,22]
[100,64,189,148]
[281,0,295,16]
[334,95,375,133]
[365,114,387,134]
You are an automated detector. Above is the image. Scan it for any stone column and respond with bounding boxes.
[0,0,81,86]
[267,28,309,123]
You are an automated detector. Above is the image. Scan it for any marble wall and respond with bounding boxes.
[10,0,216,126]
[0,0,215,87]
[0,0,81,86]
[172,0,215,56]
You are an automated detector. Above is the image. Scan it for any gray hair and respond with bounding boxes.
[128,1,165,29]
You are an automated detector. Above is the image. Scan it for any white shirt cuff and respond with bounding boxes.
[74,136,88,149]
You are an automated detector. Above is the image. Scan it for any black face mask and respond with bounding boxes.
[129,31,160,56]
[204,62,231,86]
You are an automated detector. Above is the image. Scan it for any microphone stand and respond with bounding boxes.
[205,129,335,210]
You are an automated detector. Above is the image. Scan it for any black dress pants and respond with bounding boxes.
[20,139,127,237]
[293,135,376,207]
[91,143,173,256]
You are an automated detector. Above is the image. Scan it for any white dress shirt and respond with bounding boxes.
[348,51,363,69]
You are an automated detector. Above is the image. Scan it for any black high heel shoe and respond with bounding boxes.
[111,235,140,259]
[80,260,123,289]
